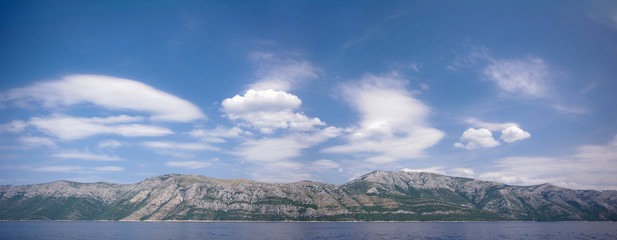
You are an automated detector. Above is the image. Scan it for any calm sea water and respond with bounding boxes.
[1,221,616,240]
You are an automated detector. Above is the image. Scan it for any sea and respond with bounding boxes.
[1,221,616,239]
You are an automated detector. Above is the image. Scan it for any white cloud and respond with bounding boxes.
[189,126,247,143]
[551,104,588,115]
[310,159,341,170]
[34,165,85,173]
[233,126,342,162]
[29,115,173,140]
[482,57,551,98]
[250,161,311,183]
[401,166,446,175]
[464,118,519,131]
[479,135,617,190]
[324,73,444,163]
[500,126,531,143]
[247,52,319,91]
[165,160,211,169]
[142,141,219,152]
[457,119,531,148]
[223,89,302,113]
[52,150,121,161]
[222,89,325,134]
[98,140,122,149]
[92,166,124,171]
[0,75,205,122]
[0,120,27,133]
[141,141,218,158]
[587,1,617,32]
[27,165,124,173]
[18,136,57,148]
[249,159,342,183]
[401,166,475,178]
[454,128,500,150]
[449,168,476,178]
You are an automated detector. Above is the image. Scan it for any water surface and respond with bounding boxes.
[1,221,616,239]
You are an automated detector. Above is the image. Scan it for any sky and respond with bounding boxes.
[1,0,616,190]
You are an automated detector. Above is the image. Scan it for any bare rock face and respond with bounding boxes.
[1,170,616,221]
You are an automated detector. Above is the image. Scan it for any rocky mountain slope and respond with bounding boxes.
[1,170,616,221]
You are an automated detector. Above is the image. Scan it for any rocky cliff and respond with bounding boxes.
[1,170,616,221]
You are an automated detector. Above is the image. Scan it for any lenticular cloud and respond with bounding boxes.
[1,74,205,122]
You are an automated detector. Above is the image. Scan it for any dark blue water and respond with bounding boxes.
[1,221,616,240]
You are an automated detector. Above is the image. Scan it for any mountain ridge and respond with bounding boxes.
[1,170,616,221]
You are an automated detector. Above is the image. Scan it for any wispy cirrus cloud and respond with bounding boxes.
[18,136,57,149]
[247,51,319,92]
[401,167,477,178]
[165,160,212,169]
[98,140,122,150]
[233,126,342,162]
[324,73,444,163]
[1,164,124,173]
[189,126,248,143]
[92,166,124,172]
[0,120,27,133]
[142,141,219,158]
[449,45,587,115]
[52,149,121,161]
[250,159,343,183]
[482,57,552,98]
[29,115,173,140]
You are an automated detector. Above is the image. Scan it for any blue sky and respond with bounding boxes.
[1,0,616,190]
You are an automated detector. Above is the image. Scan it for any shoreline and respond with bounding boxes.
[1,220,614,223]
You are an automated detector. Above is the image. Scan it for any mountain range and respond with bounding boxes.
[1,170,616,221]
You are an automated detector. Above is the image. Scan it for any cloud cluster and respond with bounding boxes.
[406,135,617,190]
[455,119,530,150]
[0,75,206,147]
[479,135,617,190]
[176,52,342,182]
[222,92,342,181]
[405,133,617,190]
[324,73,444,163]
[0,74,209,178]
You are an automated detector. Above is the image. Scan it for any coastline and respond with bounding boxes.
[1,219,614,223]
